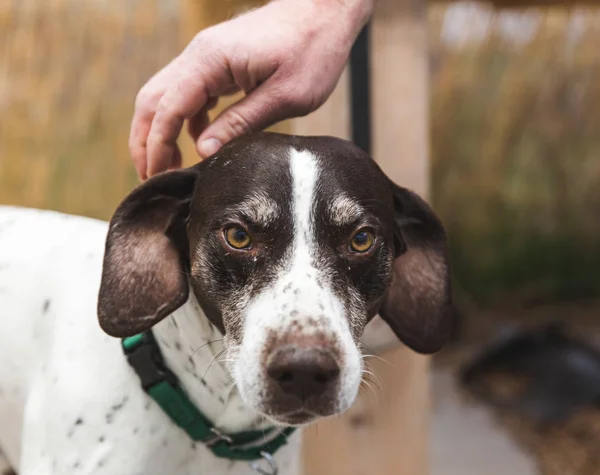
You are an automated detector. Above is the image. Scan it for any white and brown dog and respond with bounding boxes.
[0,133,453,475]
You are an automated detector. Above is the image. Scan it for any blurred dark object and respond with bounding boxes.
[349,22,371,155]
[460,323,600,423]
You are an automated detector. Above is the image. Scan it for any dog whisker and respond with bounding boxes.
[203,348,227,379]
[361,379,382,400]
[191,338,225,358]
[360,355,384,388]
[361,368,381,384]
[359,378,380,404]
[359,342,395,368]
[365,355,394,368]
[361,371,383,393]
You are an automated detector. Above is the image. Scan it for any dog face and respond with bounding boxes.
[98,133,454,425]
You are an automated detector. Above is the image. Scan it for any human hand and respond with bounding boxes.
[129,0,374,179]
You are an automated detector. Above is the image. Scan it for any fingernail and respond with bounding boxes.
[198,138,222,158]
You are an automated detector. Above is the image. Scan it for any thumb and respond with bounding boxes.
[196,82,309,158]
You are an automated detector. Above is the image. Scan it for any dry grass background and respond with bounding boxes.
[429,6,600,305]
[0,0,181,218]
[1,0,599,306]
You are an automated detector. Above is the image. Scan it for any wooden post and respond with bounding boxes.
[294,0,431,474]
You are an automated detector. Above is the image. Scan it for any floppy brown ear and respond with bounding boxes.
[97,167,199,338]
[378,181,455,354]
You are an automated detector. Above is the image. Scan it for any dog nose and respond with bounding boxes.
[266,345,340,400]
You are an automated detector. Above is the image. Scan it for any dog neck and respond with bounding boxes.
[151,291,270,434]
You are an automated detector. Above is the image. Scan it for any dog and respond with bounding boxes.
[0,132,453,475]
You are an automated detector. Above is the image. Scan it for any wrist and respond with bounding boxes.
[339,0,376,30]
[319,0,375,25]
[281,0,375,36]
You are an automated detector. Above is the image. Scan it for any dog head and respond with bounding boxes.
[98,132,454,425]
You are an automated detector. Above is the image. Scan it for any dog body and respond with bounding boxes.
[0,206,299,474]
[0,133,453,475]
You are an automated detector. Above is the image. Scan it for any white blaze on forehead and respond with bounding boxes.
[328,194,364,226]
[234,147,363,414]
[290,148,318,252]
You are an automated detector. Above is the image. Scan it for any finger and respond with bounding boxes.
[129,88,163,181]
[146,65,221,175]
[188,110,211,146]
[187,97,219,145]
[129,59,181,180]
[196,81,308,158]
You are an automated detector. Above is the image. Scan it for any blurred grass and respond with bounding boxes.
[0,0,181,219]
[429,6,600,305]
[1,1,599,305]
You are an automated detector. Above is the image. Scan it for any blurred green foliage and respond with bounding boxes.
[429,7,600,305]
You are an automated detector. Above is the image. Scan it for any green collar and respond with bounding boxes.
[121,331,295,465]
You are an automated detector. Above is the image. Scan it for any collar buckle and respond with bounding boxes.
[122,332,177,391]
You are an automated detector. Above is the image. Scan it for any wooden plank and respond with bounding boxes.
[295,0,431,473]
[301,350,430,475]
[371,0,430,198]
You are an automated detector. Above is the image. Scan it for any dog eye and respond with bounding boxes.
[224,227,252,249]
[349,229,375,253]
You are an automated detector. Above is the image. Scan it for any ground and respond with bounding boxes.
[432,299,600,475]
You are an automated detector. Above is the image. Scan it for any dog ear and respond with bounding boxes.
[97,167,199,338]
[378,181,455,354]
